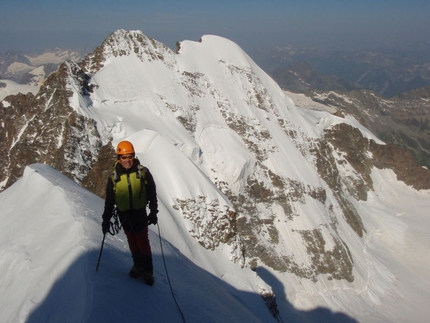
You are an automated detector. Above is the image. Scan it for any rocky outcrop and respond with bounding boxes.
[0,60,102,190]
[307,87,430,170]
[370,141,430,190]
[81,142,116,198]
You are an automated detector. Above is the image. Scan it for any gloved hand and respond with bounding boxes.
[148,211,158,225]
[102,220,111,235]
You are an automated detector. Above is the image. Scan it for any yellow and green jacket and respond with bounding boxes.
[102,159,158,225]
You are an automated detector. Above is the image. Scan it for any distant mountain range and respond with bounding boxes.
[256,42,430,98]
[0,48,84,86]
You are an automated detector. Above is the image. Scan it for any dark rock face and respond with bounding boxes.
[1,92,37,186]
[370,141,430,190]
[0,61,103,191]
[81,142,117,199]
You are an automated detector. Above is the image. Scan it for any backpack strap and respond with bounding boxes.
[111,161,120,184]
[136,164,147,198]
[136,164,147,182]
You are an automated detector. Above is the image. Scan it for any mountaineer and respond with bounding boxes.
[102,140,158,285]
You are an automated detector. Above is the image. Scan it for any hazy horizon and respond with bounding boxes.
[1,0,429,56]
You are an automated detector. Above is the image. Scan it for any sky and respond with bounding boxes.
[1,1,430,55]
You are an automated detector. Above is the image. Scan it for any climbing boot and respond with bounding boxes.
[142,272,154,286]
[129,265,144,279]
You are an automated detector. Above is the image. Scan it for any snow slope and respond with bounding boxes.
[0,164,274,323]
[2,139,429,323]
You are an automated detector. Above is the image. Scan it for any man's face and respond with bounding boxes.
[118,154,134,170]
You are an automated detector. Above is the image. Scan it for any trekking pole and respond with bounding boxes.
[96,233,106,272]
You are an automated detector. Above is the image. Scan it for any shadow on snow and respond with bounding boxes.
[26,231,358,323]
[255,266,358,323]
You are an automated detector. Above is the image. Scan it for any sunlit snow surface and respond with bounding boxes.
[0,165,272,323]
[0,79,39,101]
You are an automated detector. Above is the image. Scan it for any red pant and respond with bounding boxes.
[124,225,152,255]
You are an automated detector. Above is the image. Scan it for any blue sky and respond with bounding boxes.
[1,0,429,55]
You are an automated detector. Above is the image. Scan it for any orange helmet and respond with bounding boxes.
[116,140,135,155]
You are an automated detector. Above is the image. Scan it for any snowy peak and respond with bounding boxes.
[102,29,174,61]
[177,34,254,67]
[71,30,385,281]
[81,29,175,75]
